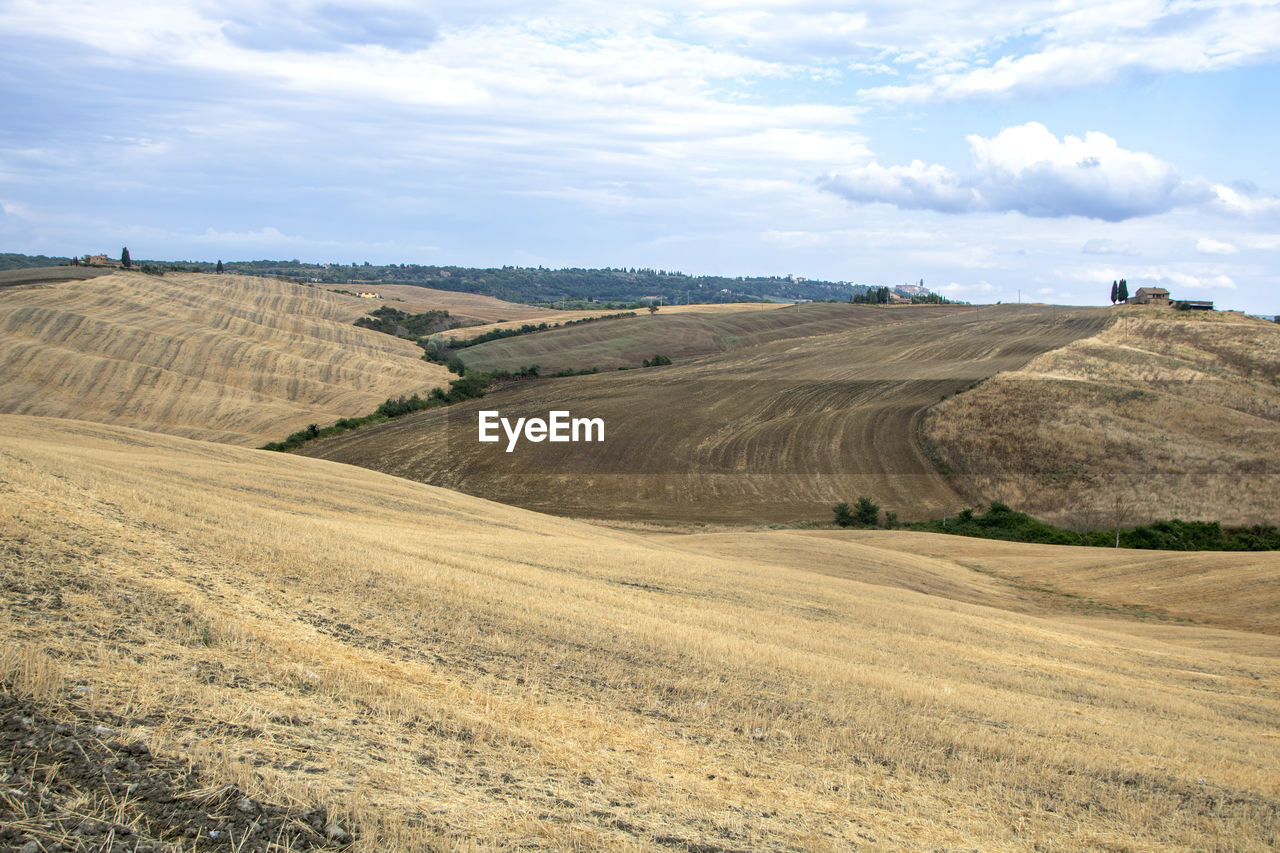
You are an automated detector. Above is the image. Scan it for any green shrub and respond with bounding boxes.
[854,496,880,526]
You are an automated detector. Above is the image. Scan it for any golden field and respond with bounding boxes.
[3,272,1278,851]
[3,416,1278,850]
[926,307,1280,526]
[0,271,451,445]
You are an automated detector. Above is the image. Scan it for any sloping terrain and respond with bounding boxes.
[667,528,1280,638]
[369,283,553,323]
[429,300,793,345]
[926,307,1280,526]
[453,302,968,374]
[0,266,114,288]
[305,304,1111,522]
[0,271,451,445]
[3,417,1278,850]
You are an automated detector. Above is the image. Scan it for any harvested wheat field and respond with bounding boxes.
[433,301,794,345]
[371,284,554,324]
[449,302,968,375]
[304,304,1111,523]
[2,416,1278,851]
[0,272,451,445]
[926,307,1280,526]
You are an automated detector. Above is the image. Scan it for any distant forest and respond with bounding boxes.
[215,260,871,305]
[0,252,73,270]
[1,252,926,305]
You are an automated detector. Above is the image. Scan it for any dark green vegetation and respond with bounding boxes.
[0,252,74,270]
[261,373,498,452]
[353,305,460,337]
[220,260,863,304]
[897,501,1280,551]
[352,304,639,376]
[833,497,881,528]
[0,253,873,304]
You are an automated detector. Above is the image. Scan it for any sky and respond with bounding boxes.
[2,1,1279,313]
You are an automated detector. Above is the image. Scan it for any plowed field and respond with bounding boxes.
[304,304,1112,522]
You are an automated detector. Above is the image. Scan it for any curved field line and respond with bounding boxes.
[305,304,1113,522]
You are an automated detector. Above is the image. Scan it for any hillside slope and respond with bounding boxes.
[452,302,969,374]
[305,304,1111,522]
[926,307,1280,526]
[3,416,1277,850]
[0,271,451,445]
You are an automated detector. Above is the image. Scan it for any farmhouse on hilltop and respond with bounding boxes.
[1124,285,1214,311]
[1126,287,1170,306]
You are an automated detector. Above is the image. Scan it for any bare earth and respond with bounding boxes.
[304,304,1113,523]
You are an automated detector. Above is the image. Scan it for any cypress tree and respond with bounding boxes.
[121,247,131,269]
[1118,278,1129,302]
[1110,280,1118,303]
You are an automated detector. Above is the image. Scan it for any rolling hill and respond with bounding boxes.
[0,271,451,445]
[926,306,1280,527]
[448,301,968,374]
[4,416,1278,850]
[303,304,1113,523]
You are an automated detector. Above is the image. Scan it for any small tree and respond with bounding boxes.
[833,502,854,528]
[1118,279,1129,302]
[216,259,224,274]
[1110,280,1118,304]
[648,303,659,314]
[121,247,131,269]
[854,496,880,526]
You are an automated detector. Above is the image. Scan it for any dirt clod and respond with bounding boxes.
[1,687,355,851]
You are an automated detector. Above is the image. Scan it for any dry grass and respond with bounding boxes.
[5,415,1278,850]
[371,284,793,331]
[926,307,1280,526]
[0,272,451,445]
[304,304,1111,523]
[440,302,792,342]
[370,284,553,324]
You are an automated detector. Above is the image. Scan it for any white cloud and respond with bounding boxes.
[859,1,1280,103]
[1241,234,1280,250]
[819,160,975,213]
[1196,237,1238,255]
[1082,238,1139,255]
[188,226,298,245]
[937,280,997,296]
[822,122,1204,221]
[1066,264,1238,293]
[1207,184,1280,217]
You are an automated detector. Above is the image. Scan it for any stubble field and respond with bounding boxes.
[0,272,451,445]
[304,304,1113,523]
[926,307,1280,526]
[3,417,1278,851]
